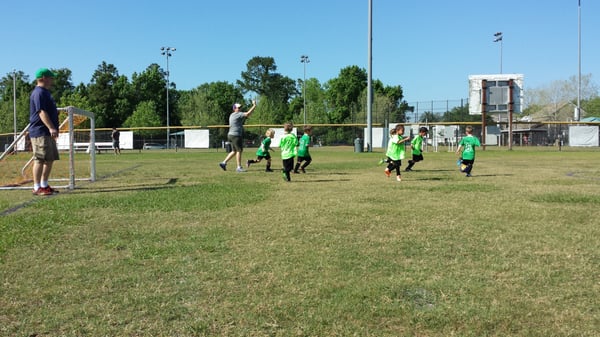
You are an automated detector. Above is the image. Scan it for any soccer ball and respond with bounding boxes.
[460,163,468,172]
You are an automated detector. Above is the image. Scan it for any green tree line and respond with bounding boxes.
[0,57,410,145]
[3,56,598,145]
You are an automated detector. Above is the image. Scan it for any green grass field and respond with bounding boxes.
[1,146,599,337]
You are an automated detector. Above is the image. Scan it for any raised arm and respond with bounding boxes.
[243,100,257,118]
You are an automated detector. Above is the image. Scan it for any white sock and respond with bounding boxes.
[40,181,48,188]
[34,183,40,190]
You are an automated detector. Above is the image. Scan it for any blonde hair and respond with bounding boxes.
[265,128,275,137]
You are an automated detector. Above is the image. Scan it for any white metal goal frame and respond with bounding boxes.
[0,106,96,190]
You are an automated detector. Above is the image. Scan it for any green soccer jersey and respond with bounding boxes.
[386,134,406,161]
[256,137,271,156]
[459,135,481,160]
[280,133,298,160]
[411,135,423,155]
[298,134,310,157]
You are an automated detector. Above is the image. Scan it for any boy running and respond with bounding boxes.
[247,128,275,172]
[294,125,313,173]
[456,126,481,177]
[405,126,428,171]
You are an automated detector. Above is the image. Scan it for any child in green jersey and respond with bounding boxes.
[279,122,298,182]
[405,126,428,171]
[456,125,481,177]
[384,124,410,182]
[294,125,312,173]
[247,128,275,172]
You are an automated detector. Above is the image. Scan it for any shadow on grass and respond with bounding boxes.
[413,177,451,181]
[294,179,352,183]
[73,183,179,194]
[1,177,179,216]
[566,171,600,180]
[411,169,457,172]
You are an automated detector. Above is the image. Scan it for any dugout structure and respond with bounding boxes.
[469,74,524,149]
[0,106,96,190]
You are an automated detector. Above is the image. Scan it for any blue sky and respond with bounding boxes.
[2,0,598,104]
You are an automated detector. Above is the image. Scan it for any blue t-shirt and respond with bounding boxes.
[29,86,58,138]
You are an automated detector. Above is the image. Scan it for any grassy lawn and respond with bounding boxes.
[1,146,599,336]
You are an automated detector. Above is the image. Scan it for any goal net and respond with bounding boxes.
[0,106,96,191]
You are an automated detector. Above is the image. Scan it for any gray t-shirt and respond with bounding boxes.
[228,111,246,136]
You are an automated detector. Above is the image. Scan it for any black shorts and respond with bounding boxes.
[297,155,311,162]
[282,157,294,172]
[227,135,243,152]
[257,154,271,160]
[412,154,423,162]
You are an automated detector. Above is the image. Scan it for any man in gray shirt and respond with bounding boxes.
[219,100,256,172]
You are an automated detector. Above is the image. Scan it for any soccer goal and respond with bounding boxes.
[0,106,97,191]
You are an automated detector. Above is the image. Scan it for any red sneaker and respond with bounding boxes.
[46,185,59,194]
[36,187,53,196]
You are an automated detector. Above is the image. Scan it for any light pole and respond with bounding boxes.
[13,69,17,151]
[366,0,373,152]
[300,55,310,125]
[576,0,581,121]
[160,46,176,148]
[493,32,503,74]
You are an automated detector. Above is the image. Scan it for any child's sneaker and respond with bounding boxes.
[236,167,246,173]
[300,168,306,173]
[396,175,402,182]
[219,162,227,171]
[246,160,251,168]
[265,168,274,172]
[384,168,391,178]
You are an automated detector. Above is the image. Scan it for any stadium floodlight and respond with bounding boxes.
[300,55,310,125]
[161,46,176,149]
[493,32,503,74]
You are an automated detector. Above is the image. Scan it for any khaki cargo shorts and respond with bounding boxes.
[31,136,60,163]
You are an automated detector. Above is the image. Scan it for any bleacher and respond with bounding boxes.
[73,142,114,153]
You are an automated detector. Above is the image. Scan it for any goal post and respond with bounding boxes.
[61,106,97,188]
[0,106,96,190]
